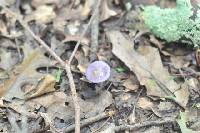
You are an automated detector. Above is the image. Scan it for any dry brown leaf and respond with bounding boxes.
[25,74,56,99]
[26,91,73,120]
[82,0,95,17]
[100,0,117,21]
[106,30,189,107]
[25,5,56,24]
[53,17,66,32]
[138,97,154,109]
[122,75,139,92]
[26,90,113,120]
[0,47,54,101]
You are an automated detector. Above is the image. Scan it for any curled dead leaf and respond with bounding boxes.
[138,97,153,109]
[1,48,54,101]
[100,0,117,21]
[25,74,56,99]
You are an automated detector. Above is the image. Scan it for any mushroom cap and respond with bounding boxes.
[85,61,110,83]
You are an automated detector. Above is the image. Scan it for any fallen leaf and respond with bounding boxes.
[25,5,56,24]
[1,47,54,101]
[53,17,66,32]
[26,90,113,121]
[82,0,95,17]
[106,30,189,107]
[26,91,74,120]
[100,0,117,21]
[122,75,139,92]
[83,90,113,118]
[138,97,154,109]
[25,74,56,99]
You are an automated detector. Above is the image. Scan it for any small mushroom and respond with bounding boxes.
[85,61,110,83]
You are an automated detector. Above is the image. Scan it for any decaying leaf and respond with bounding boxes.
[26,91,74,120]
[0,47,54,101]
[82,0,95,17]
[100,0,117,21]
[138,97,154,109]
[25,74,56,99]
[25,5,56,24]
[122,75,139,92]
[26,90,113,121]
[106,30,189,107]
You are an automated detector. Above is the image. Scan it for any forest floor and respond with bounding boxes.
[0,0,200,133]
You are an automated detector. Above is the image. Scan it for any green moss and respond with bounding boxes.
[142,0,200,47]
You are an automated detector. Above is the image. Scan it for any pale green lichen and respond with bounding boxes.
[142,0,200,47]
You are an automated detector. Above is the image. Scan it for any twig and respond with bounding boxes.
[114,118,176,132]
[14,38,23,62]
[68,0,101,64]
[2,6,81,133]
[89,0,100,61]
[92,117,111,133]
[64,111,115,133]
[65,64,80,133]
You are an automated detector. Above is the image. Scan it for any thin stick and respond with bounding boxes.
[64,111,114,133]
[90,0,100,61]
[115,118,175,132]
[65,64,80,133]
[2,6,81,133]
[68,0,101,64]
[92,117,111,133]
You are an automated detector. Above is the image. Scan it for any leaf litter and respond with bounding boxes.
[0,0,199,133]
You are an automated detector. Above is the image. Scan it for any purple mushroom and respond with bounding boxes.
[85,61,110,83]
